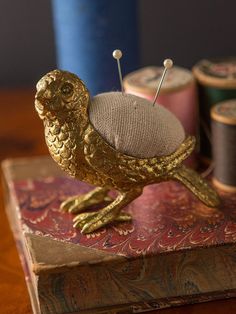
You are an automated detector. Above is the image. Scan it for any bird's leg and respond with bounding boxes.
[73,188,143,234]
[60,187,112,214]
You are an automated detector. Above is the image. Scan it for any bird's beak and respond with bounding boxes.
[35,79,50,104]
[35,92,45,112]
[35,90,44,101]
[34,88,47,117]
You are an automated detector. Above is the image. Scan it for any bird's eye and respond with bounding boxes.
[61,82,73,96]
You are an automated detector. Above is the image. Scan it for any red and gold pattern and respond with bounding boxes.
[14,176,236,257]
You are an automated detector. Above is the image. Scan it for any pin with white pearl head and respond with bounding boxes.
[113,49,124,95]
[152,58,173,106]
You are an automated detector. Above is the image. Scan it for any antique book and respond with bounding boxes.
[2,156,236,314]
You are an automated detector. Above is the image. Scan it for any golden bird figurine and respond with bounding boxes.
[35,65,220,234]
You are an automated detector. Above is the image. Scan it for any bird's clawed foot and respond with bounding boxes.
[73,210,132,233]
[60,187,112,214]
[73,188,142,233]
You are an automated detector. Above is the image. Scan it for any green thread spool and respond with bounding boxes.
[211,100,236,192]
[193,58,236,162]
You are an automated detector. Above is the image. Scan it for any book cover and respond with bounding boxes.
[2,156,236,314]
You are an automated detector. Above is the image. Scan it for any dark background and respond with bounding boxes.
[1,0,236,87]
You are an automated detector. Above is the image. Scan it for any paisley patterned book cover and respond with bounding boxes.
[2,156,236,314]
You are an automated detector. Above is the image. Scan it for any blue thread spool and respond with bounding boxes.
[51,0,140,95]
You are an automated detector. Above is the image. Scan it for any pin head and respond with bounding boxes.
[152,58,174,105]
[113,49,124,94]
[163,59,173,69]
[113,49,123,60]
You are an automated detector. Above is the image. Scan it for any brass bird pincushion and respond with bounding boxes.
[34,54,220,234]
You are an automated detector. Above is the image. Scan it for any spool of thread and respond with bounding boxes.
[123,66,198,168]
[51,0,139,95]
[193,58,236,162]
[211,100,236,192]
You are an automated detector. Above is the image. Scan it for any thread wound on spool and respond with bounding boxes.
[211,99,236,191]
[193,58,236,89]
[193,57,236,160]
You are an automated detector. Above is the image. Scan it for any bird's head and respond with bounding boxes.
[35,69,90,120]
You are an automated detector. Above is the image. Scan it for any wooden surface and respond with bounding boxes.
[0,90,236,314]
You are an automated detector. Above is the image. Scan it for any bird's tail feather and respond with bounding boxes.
[171,164,220,207]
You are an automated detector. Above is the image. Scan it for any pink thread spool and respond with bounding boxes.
[124,66,199,168]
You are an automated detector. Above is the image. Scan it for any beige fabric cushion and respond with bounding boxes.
[89,92,185,158]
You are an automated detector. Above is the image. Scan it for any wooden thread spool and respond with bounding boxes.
[123,66,198,168]
[211,99,236,192]
[193,58,236,163]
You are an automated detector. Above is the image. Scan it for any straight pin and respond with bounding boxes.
[113,49,124,95]
[152,58,173,106]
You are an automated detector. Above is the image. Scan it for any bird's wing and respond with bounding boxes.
[84,124,196,189]
[152,135,195,171]
[170,164,220,207]
[84,125,153,189]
